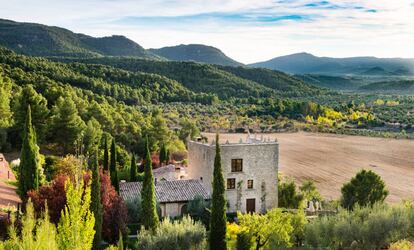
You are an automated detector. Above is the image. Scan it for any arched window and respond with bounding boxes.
[181,204,188,215]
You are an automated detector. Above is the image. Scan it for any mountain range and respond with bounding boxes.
[0,19,159,58]
[149,44,243,67]
[250,52,414,76]
[2,18,414,78]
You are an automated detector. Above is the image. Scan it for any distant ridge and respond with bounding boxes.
[359,80,414,93]
[149,44,243,67]
[0,18,159,58]
[249,52,414,76]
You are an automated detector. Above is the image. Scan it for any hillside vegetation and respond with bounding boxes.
[149,44,243,67]
[54,56,323,99]
[0,19,159,58]
[359,80,414,93]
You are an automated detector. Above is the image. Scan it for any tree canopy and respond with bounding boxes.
[341,169,388,209]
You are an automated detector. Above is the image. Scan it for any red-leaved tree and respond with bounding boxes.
[27,170,127,243]
[100,170,128,242]
[28,175,68,224]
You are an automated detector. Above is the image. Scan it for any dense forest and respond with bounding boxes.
[1,46,413,158]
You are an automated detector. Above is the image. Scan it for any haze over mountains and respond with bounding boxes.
[2,18,414,94]
[250,52,414,76]
[2,18,414,76]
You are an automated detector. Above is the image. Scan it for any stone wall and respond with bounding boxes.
[160,202,187,217]
[187,140,279,213]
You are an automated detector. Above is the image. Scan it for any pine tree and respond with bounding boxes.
[18,105,41,199]
[103,135,109,172]
[130,154,137,182]
[0,75,12,128]
[110,139,119,192]
[0,75,12,150]
[83,118,102,159]
[13,85,49,143]
[209,133,227,250]
[51,96,85,153]
[141,136,159,231]
[90,152,103,250]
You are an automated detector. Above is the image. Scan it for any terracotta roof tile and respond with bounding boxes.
[120,179,210,203]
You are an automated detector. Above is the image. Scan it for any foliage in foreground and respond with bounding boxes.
[136,216,206,250]
[304,203,414,250]
[389,240,414,250]
[27,171,127,243]
[57,179,95,250]
[227,208,306,250]
[2,200,57,250]
[2,179,96,250]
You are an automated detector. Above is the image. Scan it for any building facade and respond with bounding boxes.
[187,136,279,213]
[120,179,210,218]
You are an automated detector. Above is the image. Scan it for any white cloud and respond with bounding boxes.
[0,0,413,63]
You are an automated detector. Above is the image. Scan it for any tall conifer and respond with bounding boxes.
[159,143,166,165]
[103,136,109,172]
[110,139,119,192]
[209,133,227,250]
[18,105,40,199]
[130,154,137,182]
[90,152,102,249]
[141,136,159,231]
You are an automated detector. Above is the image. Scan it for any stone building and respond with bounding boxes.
[186,135,279,213]
[153,164,188,181]
[120,179,210,217]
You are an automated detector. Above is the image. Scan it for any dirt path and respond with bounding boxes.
[0,155,21,209]
[203,132,414,203]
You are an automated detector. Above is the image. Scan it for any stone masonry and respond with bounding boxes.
[187,136,279,213]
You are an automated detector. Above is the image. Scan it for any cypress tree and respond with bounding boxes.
[165,149,170,165]
[141,136,159,231]
[130,154,137,182]
[209,133,227,250]
[18,105,40,199]
[110,139,119,192]
[103,135,109,172]
[90,152,103,250]
[159,143,166,166]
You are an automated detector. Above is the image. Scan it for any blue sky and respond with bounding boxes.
[1,0,413,63]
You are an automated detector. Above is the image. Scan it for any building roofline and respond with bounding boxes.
[188,139,278,148]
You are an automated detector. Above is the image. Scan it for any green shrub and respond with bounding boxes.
[186,195,210,228]
[389,240,414,250]
[126,196,143,224]
[278,179,304,209]
[136,216,206,250]
[304,204,413,250]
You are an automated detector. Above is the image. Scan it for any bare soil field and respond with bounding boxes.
[203,132,414,203]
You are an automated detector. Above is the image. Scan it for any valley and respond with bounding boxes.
[0,5,414,249]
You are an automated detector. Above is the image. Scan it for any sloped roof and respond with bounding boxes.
[120,179,210,203]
